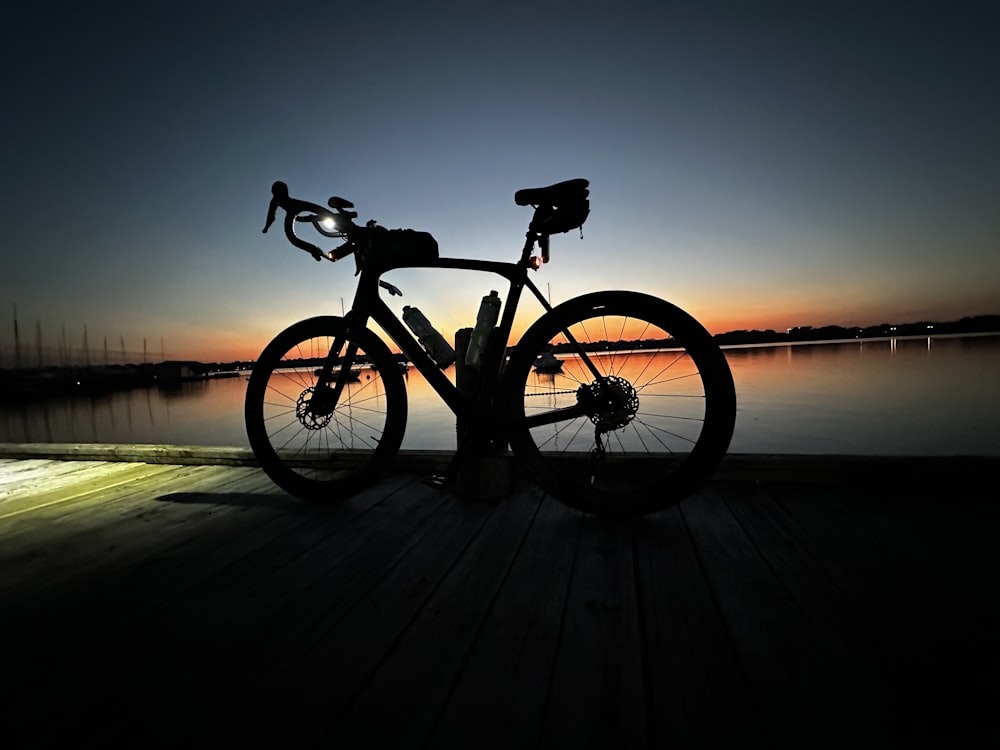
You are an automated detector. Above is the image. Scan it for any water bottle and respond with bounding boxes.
[402,306,456,369]
[465,290,501,368]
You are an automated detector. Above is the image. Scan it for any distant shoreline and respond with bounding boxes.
[718,330,1000,350]
[711,314,1000,347]
[2,315,997,375]
[543,314,1000,356]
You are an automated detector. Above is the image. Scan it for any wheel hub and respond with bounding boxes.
[577,375,639,432]
[296,386,335,430]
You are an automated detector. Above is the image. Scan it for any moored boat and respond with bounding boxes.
[534,350,563,372]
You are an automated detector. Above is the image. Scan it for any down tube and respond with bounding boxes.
[369,297,466,415]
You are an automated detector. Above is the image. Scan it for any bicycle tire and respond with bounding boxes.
[503,291,735,516]
[245,316,407,501]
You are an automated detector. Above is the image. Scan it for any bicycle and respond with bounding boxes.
[245,179,736,516]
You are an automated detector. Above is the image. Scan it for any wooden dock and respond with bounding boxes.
[1,445,998,748]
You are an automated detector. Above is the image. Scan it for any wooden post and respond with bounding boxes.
[455,328,510,501]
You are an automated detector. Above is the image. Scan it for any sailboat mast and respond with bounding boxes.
[13,304,21,368]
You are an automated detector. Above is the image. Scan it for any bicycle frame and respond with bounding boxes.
[314,226,608,441]
[331,254,546,425]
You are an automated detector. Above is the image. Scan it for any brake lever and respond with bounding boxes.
[263,180,289,233]
[379,281,403,296]
[263,197,279,233]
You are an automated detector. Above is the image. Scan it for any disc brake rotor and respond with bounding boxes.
[296,386,334,430]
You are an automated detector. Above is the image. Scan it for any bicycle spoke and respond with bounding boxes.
[507,292,734,515]
[246,318,406,501]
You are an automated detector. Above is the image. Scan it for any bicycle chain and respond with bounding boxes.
[524,389,577,397]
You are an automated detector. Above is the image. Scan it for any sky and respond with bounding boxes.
[2,0,998,364]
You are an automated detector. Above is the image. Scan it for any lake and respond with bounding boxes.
[2,333,999,456]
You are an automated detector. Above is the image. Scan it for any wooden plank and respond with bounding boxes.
[838,484,1000,616]
[0,468,290,614]
[771,480,1000,625]
[537,511,647,749]
[0,461,190,585]
[1,472,449,747]
[189,486,502,745]
[24,477,444,746]
[3,454,998,747]
[114,473,436,639]
[425,493,582,749]
[7,444,1000,481]
[0,460,173,518]
[714,454,1000,484]
[107,474,422,626]
[715,481,898,738]
[630,496,767,747]
[762,481,934,735]
[0,442,260,465]
[323,485,547,747]
[0,465,286,609]
[0,464,234,565]
[680,485,887,747]
[0,458,105,492]
[0,442,453,473]
[768,481,1000,745]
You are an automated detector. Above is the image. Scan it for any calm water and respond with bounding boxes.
[3,334,999,455]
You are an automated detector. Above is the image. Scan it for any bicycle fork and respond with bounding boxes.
[310,319,364,419]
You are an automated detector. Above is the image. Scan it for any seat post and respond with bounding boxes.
[518,231,537,265]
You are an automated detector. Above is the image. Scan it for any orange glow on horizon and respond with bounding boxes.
[174,298,996,364]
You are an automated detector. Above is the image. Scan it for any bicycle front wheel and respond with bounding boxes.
[245,316,407,501]
[504,291,735,516]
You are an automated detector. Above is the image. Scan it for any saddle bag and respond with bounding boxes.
[529,200,590,236]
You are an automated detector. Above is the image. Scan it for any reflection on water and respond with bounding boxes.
[723,333,1000,455]
[3,333,999,455]
[1,376,247,447]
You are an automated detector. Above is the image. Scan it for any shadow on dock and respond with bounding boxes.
[1,446,998,746]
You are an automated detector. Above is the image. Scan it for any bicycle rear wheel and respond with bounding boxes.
[245,316,407,501]
[504,291,735,516]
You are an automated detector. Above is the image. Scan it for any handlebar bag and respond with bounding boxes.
[365,227,439,270]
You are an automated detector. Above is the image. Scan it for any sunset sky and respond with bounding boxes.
[2,0,998,364]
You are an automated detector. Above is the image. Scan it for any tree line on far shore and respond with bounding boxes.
[712,314,1000,346]
[546,313,1000,354]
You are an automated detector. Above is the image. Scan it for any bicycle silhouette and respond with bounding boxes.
[245,179,736,516]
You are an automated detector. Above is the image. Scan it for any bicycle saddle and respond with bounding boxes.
[514,178,589,206]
